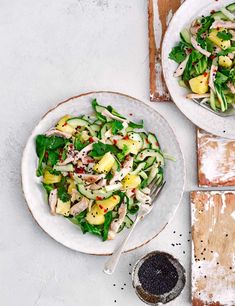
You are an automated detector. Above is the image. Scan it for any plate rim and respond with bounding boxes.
[21,91,186,255]
[161,0,235,140]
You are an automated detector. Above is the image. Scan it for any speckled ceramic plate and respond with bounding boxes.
[162,0,235,140]
[21,91,185,255]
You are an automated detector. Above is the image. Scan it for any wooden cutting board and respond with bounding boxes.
[191,191,235,306]
[197,129,235,187]
[148,0,183,101]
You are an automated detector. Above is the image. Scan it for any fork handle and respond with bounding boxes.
[103,216,140,275]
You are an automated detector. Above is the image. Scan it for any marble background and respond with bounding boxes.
[0,1,197,305]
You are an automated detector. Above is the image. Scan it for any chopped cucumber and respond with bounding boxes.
[136,149,165,166]
[127,132,143,148]
[90,124,100,132]
[140,132,150,149]
[210,90,217,111]
[131,162,146,175]
[180,28,191,45]
[212,11,229,20]
[147,164,159,185]
[67,118,89,128]
[144,156,156,169]
[139,171,148,180]
[54,164,74,172]
[99,122,111,139]
[226,3,235,12]
[77,184,113,200]
[147,133,159,150]
[124,215,134,228]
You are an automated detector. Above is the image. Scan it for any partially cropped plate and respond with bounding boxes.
[162,0,235,139]
[21,91,185,255]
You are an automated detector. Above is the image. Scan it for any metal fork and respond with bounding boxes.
[103,179,166,275]
[191,98,235,117]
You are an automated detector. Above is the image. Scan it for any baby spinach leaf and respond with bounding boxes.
[47,151,59,166]
[107,105,126,119]
[128,120,144,129]
[102,211,113,241]
[169,43,186,63]
[57,186,70,202]
[42,183,54,195]
[89,141,118,157]
[117,144,129,161]
[80,220,102,236]
[110,120,123,134]
[215,72,228,85]
[217,30,232,41]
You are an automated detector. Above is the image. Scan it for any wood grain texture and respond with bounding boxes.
[191,191,235,306]
[148,0,182,101]
[197,129,235,187]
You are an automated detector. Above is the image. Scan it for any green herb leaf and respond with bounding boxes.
[89,141,118,157]
[80,220,102,236]
[169,44,186,63]
[57,186,70,202]
[42,183,54,195]
[47,151,59,166]
[102,211,113,241]
[107,105,126,119]
[74,137,89,151]
[128,120,144,129]
[217,30,232,41]
[110,120,123,134]
[215,72,228,85]
[117,144,129,161]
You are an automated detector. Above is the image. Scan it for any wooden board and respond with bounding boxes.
[191,191,235,306]
[148,0,183,101]
[197,129,235,187]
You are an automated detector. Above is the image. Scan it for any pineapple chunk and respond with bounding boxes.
[86,205,105,225]
[56,199,71,216]
[67,179,76,195]
[116,139,141,155]
[208,29,231,50]
[189,73,209,94]
[93,152,115,173]
[96,195,120,214]
[122,174,141,190]
[218,55,233,68]
[56,115,75,134]
[43,170,61,184]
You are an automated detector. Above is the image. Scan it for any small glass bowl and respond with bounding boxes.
[132,251,186,305]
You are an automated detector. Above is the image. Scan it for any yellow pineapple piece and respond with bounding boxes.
[122,174,141,190]
[56,199,71,216]
[116,139,141,155]
[93,152,115,173]
[189,73,209,94]
[43,170,61,184]
[86,205,105,225]
[208,28,231,50]
[96,195,120,214]
[218,55,233,68]
[56,115,75,134]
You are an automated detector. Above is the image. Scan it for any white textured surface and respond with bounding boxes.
[162,0,235,139]
[0,1,197,305]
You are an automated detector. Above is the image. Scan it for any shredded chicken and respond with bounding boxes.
[74,143,96,164]
[135,189,151,205]
[49,189,58,215]
[209,59,218,92]
[110,156,134,185]
[229,29,235,41]
[108,202,127,240]
[227,82,235,94]
[70,197,89,216]
[45,129,72,139]
[186,93,210,99]
[174,55,189,77]
[211,21,235,29]
[76,173,105,183]
[101,109,128,123]
[191,36,211,57]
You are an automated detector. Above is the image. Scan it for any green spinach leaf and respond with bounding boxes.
[102,211,113,241]
[89,141,118,157]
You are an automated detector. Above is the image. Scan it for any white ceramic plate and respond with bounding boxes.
[21,91,185,255]
[162,0,235,139]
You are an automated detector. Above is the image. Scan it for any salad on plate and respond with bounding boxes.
[169,2,235,112]
[35,100,165,241]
